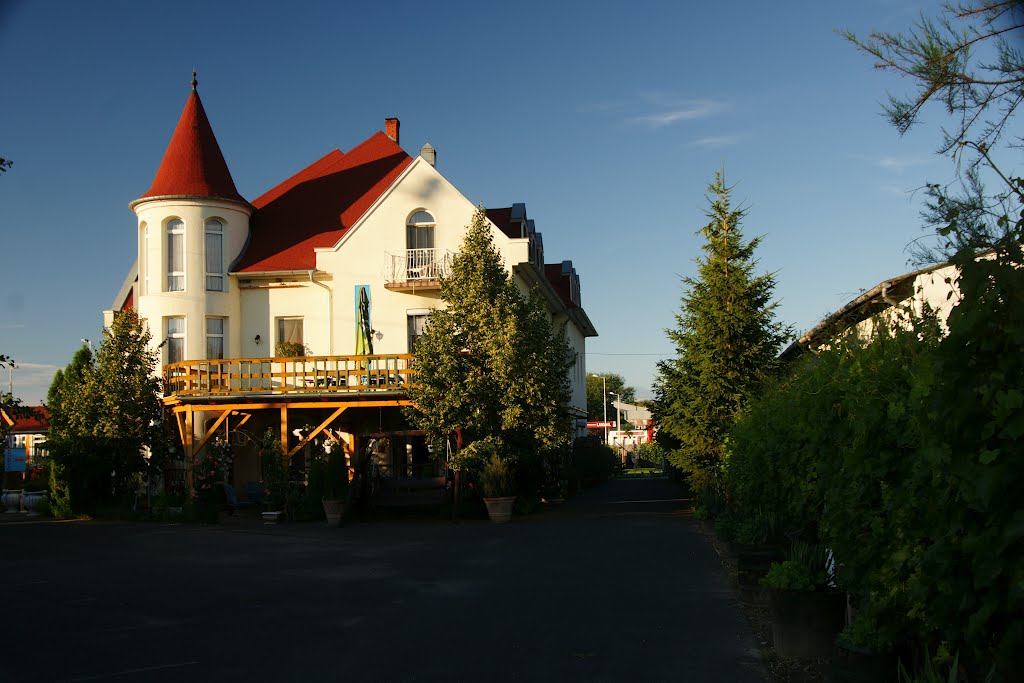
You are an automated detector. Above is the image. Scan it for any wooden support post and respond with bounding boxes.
[286,406,348,458]
[192,409,231,458]
[279,404,289,458]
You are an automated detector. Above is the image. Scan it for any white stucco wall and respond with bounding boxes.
[852,263,960,341]
[132,197,251,364]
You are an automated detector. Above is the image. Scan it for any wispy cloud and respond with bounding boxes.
[879,184,910,196]
[1,323,25,329]
[850,153,929,173]
[690,134,740,147]
[631,98,731,127]
[877,156,927,172]
[7,363,60,405]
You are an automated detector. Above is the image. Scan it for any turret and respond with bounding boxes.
[130,73,252,366]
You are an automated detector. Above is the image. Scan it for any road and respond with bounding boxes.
[2,477,765,682]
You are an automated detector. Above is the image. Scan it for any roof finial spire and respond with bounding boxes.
[191,70,198,92]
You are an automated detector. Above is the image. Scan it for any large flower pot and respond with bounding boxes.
[322,499,344,528]
[261,511,284,524]
[22,491,47,516]
[735,543,785,587]
[832,638,899,683]
[2,489,23,513]
[483,496,516,523]
[768,589,846,659]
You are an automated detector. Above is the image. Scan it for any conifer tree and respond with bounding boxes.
[654,172,790,491]
[407,206,573,464]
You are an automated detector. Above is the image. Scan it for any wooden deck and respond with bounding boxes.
[164,354,416,401]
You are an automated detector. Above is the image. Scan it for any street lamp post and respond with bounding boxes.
[608,391,620,456]
[589,373,608,444]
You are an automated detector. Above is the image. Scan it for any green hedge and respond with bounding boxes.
[725,243,1024,676]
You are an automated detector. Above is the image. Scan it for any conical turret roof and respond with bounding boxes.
[135,77,246,206]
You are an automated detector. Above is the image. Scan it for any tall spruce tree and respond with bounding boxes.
[406,206,573,465]
[654,171,790,491]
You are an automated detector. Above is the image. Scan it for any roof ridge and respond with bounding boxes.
[251,149,346,208]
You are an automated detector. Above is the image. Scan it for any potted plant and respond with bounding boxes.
[833,613,900,683]
[321,449,348,527]
[761,541,846,660]
[466,437,515,523]
[22,465,49,516]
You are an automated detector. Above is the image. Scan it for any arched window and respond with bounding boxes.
[166,219,184,292]
[205,218,224,292]
[406,211,435,279]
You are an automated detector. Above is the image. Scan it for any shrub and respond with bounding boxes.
[571,441,617,483]
[479,453,514,498]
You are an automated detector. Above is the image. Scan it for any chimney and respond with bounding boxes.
[385,117,400,144]
[420,143,436,167]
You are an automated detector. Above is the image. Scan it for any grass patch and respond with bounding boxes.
[614,468,665,478]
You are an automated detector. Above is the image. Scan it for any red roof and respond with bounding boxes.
[234,132,412,272]
[138,89,246,205]
[6,407,49,433]
[486,207,517,238]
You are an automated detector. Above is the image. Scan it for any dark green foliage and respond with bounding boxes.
[654,171,790,492]
[727,224,1024,674]
[323,450,348,500]
[572,441,617,483]
[46,316,162,515]
[302,456,327,520]
[585,372,635,422]
[407,206,574,496]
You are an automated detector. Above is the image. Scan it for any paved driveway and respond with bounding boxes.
[2,478,765,682]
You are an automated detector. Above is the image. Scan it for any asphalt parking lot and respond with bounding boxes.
[2,478,765,682]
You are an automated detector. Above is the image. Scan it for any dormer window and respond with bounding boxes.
[166,219,184,292]
[205,219,224,292]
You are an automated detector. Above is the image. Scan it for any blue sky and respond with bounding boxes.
[0,0,1004,404]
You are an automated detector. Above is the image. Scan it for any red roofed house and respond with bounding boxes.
[105,77,597,495]
[2,406,49,471]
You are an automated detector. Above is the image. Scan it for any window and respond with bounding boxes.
[406,211,435,279]
[206,318,225,359]
[166,317,185,364]
[205,219,224,291]
[166,219,184,291]
[407,312,428,353]
[276,317,304,355]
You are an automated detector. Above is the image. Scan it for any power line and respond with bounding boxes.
[586,352,673,357]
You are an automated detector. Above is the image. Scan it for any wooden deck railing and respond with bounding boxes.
[164,354,417,398]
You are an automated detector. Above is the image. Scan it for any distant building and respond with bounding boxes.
[1,406,49,469]
[608,400,655,453]
[781,259,965,361]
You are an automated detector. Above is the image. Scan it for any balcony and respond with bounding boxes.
[164,354,417,401]
[384,248,453,291]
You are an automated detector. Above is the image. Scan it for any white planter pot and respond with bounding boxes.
[262,511,284,524]
[22,491,46,516]
[483,496,516,524]
[2,489,23,513]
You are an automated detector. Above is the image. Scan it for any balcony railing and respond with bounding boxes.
[384,248,453,284]
[164,354,417,399]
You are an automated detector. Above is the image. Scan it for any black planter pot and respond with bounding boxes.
[735,543,785,587]
[832,638,899,683]
[768,589,846,660]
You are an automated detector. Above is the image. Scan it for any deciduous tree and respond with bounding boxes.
[47,312,163,513]
[406,206,574,471]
